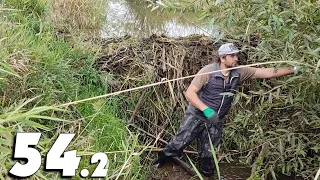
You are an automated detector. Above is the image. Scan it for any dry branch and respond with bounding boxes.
[148,148,198,155]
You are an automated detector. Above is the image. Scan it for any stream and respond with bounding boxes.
[100,0,211,38]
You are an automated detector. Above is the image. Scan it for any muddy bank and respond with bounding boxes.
[150,160,252,180]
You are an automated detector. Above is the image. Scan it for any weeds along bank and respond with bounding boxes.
[201,1,320,179]
[150,1,319,179]
[0,0,144,179]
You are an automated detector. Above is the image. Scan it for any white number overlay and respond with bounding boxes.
[91,152,109,177]
[9,133,42,177]
[9,133,108,178]
[45,133,80,176]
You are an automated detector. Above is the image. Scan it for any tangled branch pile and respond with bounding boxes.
[96,34,250,139]
[96,34,319,179]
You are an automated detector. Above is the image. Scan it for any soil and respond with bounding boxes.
[150,161,194,180]
[149,160,301,180]
[149,160,252,180]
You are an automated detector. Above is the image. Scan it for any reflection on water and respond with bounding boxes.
[101,0,211,38]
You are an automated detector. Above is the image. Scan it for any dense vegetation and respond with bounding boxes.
[0,0,144,179]
[148,0,320,179]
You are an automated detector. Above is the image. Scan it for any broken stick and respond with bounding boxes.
[148,148,198,155]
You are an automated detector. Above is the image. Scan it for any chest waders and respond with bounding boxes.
[155,63,240,177]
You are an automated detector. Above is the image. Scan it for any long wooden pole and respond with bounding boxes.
[58,61,306,107]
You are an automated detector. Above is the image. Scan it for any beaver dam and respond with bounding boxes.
[95,35,317,180]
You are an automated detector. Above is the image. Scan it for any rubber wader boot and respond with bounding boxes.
[153,151,171,168]
[199,157,215,177]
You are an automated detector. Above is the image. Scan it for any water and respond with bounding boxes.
[100,0,212,38]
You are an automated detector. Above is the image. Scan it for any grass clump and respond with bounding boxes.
[1,0,144,179]
[50,0,106,33]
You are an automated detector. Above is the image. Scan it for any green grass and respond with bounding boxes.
[0,0,144,179]
[72,84,145,179]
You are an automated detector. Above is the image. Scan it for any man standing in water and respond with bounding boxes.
[154,43,302,177]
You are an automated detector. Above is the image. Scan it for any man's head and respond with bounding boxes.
[217,43,239,68]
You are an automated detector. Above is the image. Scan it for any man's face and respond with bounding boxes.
[221,54,238,68]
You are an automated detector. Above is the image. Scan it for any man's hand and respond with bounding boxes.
[202,107,219,124]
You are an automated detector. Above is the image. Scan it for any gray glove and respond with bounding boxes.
[202,107,220,125]
[207,113,220,125]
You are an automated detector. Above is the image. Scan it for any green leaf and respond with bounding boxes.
[279,139,284,155]
[0,172,5,180]
[276,129,290,133]
[0,62,21,78]
[227,11,233,28]
[20,119,50,131]
[29,115,70,122]
[314,60,320,73]
[0,146,10,154]
[257,10,267,17]
[4,105,66,123]
[5,95,42,120]
[208,17,215,27]
[18,124,24,132]
[298,158,304,169]
[259,26,272,32]
[311,146,320,153]
[0,138,10,146]
[303,34,313,42]
[286,76,300,82]
[288,30,294,42]
[186,156,204,180]
[307,47,320,57]
[266,131,279,136]
[207,132,221,180]
[232,94,240,105]
[199,13,211,21]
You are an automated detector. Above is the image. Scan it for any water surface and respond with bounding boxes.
[101,0,211,38]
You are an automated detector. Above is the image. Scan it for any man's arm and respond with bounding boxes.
[253,67,295,79]
[185,84,220,124]
[185,84,208,111]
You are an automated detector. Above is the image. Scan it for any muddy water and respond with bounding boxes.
[100,0,212,38]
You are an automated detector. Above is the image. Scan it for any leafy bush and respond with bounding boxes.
[148,0,320,179]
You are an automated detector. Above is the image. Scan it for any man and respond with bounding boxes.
[153,43,302,177]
